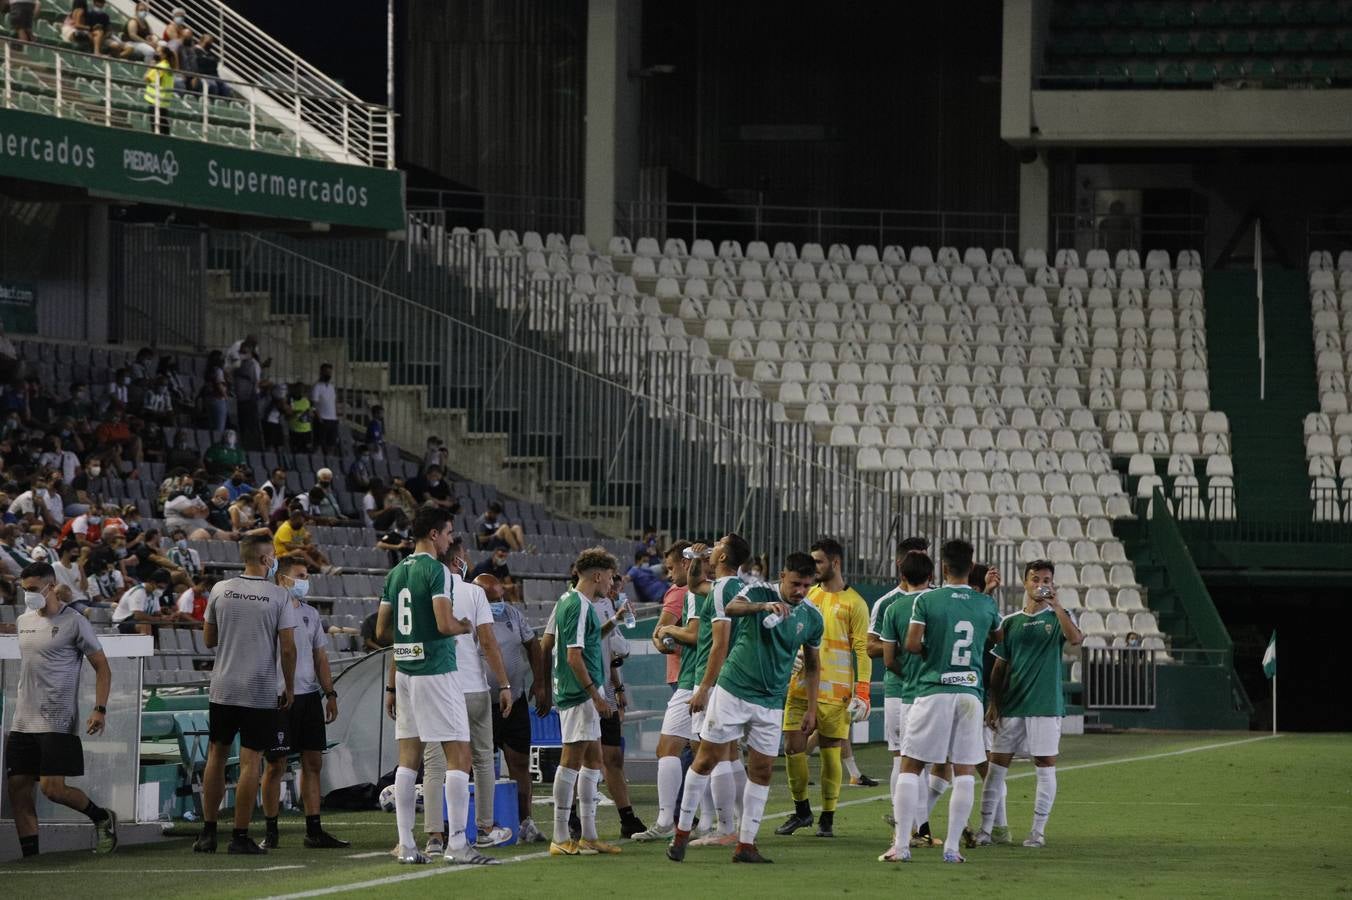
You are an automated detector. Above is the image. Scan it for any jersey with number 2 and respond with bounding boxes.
[380,552,457,676]
[910,585,1000,699]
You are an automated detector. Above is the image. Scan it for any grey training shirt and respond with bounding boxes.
[13,605,104,734]
[484,601,536,701]
[206,574,298,708]
[275,600,327,696]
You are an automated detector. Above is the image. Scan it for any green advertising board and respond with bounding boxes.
[0,108,404,230]
[0,281,37,333]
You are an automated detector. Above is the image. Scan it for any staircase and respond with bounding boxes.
[1204,268,1316,517]
[201,253,632,536]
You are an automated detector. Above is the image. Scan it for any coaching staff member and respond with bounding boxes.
[6,562,118,857]
[193,533,298,855]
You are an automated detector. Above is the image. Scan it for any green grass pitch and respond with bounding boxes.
[3,733,1349,898]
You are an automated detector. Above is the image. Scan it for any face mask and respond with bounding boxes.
[289,579,310,601]
[88,515,102,525]
[122,377,131,386]
[231,475,244,485]
[212,497,227,508]
[115,546,128,558]
[489,600,506,616]
[427,479,440,487]
[23,590,45,611]
[137,10,147,18]
[173,15,185,23]
[225,435,238,447]
[176,539,187,550]
[88,466,102,477]
[265,556,278,580]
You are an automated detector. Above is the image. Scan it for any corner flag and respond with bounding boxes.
[1262,631,1276,680]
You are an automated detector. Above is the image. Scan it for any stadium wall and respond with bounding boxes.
[0,200,109,343]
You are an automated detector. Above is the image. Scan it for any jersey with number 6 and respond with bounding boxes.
[909,585,1001,700]
[380,552,457,676]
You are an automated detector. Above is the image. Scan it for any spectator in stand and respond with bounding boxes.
[201,349,228,434]
[62,383,96,421]
[10,475,63,528]
[203,429,245,480]
[158,355,190,409]
[162,486,217,541]
[112,567,176,634]
[360,610,389,652]
[364,405,386,460]
[263,467,289,518]
[262,380,290,452]
[144,43,175,135]
[273,503,340,575]
[141,375,175,425]
[120,528,181,584]
[38,436,79,485]
[165,432,199,473]
[192,32,226,96]
[407,464,455,511]
[475,501,526,553]
[161,5,188,42]
[311,364,339,454]
[303,486,346,526]
[122,2,157,62]
[286,381,314,453]
[231,341,265,450]
[229,490,272,537]
[61,0,92,48]
[7,0,39,45]
[167,528,201,578]
[52,541,93,614]
[634,525,662,569]
[128,347,155,382]
[60,502,112,547]
[220,464,255,502]
[375,510,413,564]
[625,551,670,605]
[94,404,143,465]
[85,549,126,606]
[205,485,236,535]
[85,0,122,56]
[176,574,212,622]
[423,435,447,472]
[0,524,34,577]
[361,478,388,528]
[347,444,374,493]
[469,545,520,604]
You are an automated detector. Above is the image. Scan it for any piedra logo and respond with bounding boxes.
[123,148,179,186]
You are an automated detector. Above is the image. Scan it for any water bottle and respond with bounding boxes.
[682,547,712,560]
[183,810,197,822]
[1036,586,1054,601]
[620,593,636,629]
[661,635,677,652]
[761,611,782,629]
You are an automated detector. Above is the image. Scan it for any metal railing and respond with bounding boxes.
[1082,646,1157,710]
[1148,487,1234,655]
[406,190,583,238]
[141,0,392,166]
[1051,212,1208,267]
[1178,486,1352,540]
[0,35,391,167]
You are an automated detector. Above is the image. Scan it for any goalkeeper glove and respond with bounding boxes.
[847,683,870,722]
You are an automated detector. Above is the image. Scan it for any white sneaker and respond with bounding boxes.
[975,830,992,847]
[518,818,546,844]
[474,826,512,849]
[631,822,675,843]
[878,844,911,863]
[444,843,501,865]
[397,845,431,864]
[424,836,444,856]
[1023,831,1046,848]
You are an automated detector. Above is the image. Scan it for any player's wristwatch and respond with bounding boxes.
[324,690,337,699]
[93,705,107,714]
[385,687,396,694]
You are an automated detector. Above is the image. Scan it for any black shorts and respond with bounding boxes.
[209,701,285,753]
[269,692,327,759]
[600,710,622,748]
[5,731,84,777]
[117,619,142,634]
[315,419,339,447]
[491,694,531,755]
[8,4,35,30]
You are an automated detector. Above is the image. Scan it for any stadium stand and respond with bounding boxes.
[1043,0,1352,88]
[1305,248,1352,520]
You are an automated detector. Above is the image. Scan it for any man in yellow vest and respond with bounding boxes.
[144,44,174,134]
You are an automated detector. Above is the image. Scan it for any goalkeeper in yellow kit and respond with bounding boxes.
[775,537,871,837]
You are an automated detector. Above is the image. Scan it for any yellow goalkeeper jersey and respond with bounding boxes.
[787,584,870,705]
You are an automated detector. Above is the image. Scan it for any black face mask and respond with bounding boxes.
[231,476,244,485]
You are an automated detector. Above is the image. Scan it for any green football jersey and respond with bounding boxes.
[992,607,1068,718]
[717,584,824,709]
[910,584,1001,699]
[875,588,925,703]
[691,575,743,684]
[552,589,604,710]
[675,590,703,691]
[380,552,457,676]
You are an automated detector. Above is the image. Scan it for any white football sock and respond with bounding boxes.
[444,769,469,851]
[729,757,748,820]
[945,775,975,854]
[738,781,769,845]
[578,767,601,841]
[926,774,950,820]
[844,753,862,781]
[394,766,418,850]
[552,766,578,844]
[656,756,684,828]
[893,772,919,848]
[1033,766,1057,834]
[677,769,710,831]
[980,763,1009,834]
[711,760,737,834]
[889,755,901,801]
[996,779,1008,828]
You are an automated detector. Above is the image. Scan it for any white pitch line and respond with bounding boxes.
[11,865,307,874]
[344,852,391,859]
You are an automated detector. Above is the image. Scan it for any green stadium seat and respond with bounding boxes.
[1194,32,1224,54]
[1162,3,1194,27]
[1105,31,1135,54]
[1225,2,1254,25]
[1071,4,1110,29]
[1247,58,1278,84]
[1332,59,1352,80]
[1282,30,1313,53]
[1286,1,1314,23]
[1308,58,1334,81]
[1252,31,1281,54]
[1309,29,1339,53]
[34,18,58,40]
[1095,60,1129,85]
[172,120,203,141]
[1218,59,1246,80]
[1161,32,1193,54]
[1190,60,1220,83]
[1130,30,1161,53]
[1128,60,1159,84]
[16,92,53,115]
[1160,62,1189,85]
[1274,58,1307,80]
[1222,31,1253,54]
[1312,1,1342,25]
[1196,3,1229,27]
[1255,2,1287,25]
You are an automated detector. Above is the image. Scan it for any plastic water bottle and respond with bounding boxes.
[661,635,677,652]
[761,611,782,629]
[620,593,636,629]
[682,547,712,560]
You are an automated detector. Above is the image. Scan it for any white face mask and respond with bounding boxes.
[23,589,46,610]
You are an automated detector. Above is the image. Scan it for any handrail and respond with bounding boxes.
[1148,486,1234,655]
[0,34,391,167]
